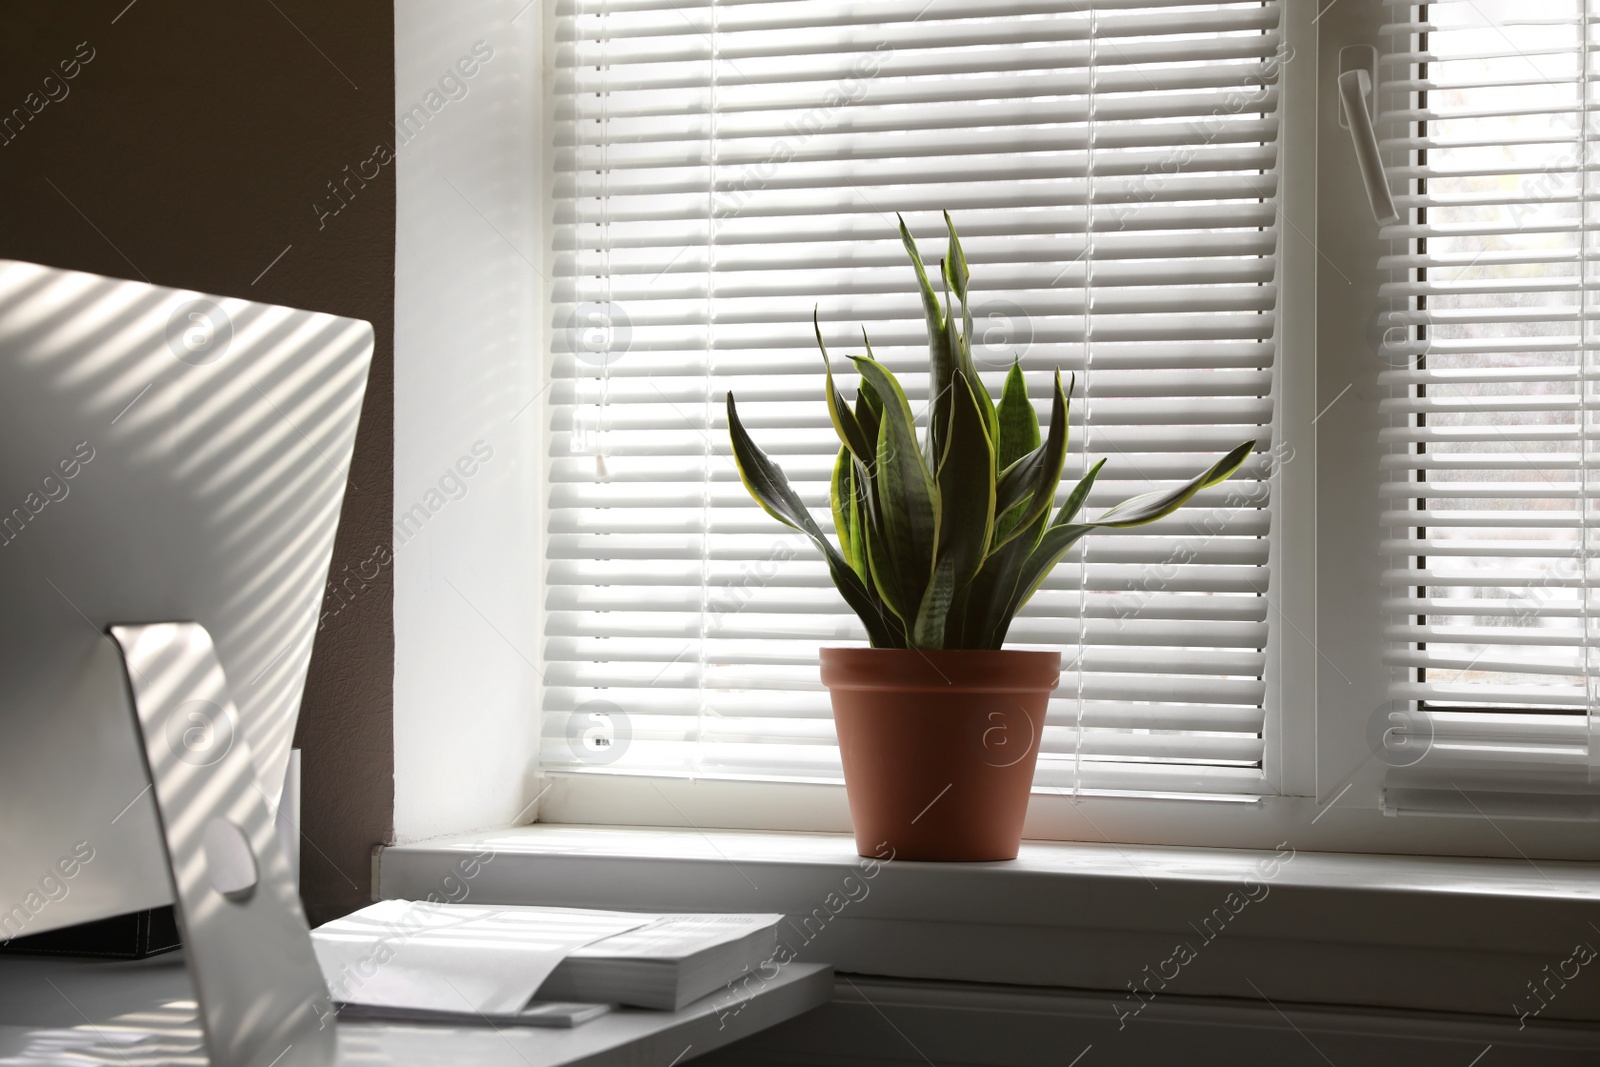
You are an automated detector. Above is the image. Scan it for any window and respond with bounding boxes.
[1377,0,1597,783]
[541,0,1287,800]
[520,0,1600,852]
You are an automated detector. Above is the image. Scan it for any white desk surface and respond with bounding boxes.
[0,951,830,1065]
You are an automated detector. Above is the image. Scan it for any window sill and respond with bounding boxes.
[376,824,1600,1023]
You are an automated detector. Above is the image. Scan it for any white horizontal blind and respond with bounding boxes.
[542,0,1283,797]
[1378,0,1597,769]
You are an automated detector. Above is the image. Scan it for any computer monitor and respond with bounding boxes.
[0,259,372,942]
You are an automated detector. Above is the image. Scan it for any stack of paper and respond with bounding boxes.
[537,913,785,1011]
[311,900,651,1025]
[311,900,785,1026]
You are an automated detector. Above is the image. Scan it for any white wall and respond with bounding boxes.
[392,0,543,843]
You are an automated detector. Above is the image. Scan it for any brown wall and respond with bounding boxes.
[0,0,395,924]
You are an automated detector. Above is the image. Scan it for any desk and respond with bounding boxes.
[0,952,830,1065]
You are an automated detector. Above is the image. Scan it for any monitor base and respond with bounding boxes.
[111,622,334,1067]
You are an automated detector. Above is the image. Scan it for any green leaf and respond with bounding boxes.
[900,214,958,462]
[956,510,1049,650]
[989,499,1032,552]
[817,312,873,463]
[1088,441,1255,528]
[926,265,968,466]
[942,581,972,649]
[829,550,907,649]
[831,447,864,578]
[962,413,1095,649]
[928,265,960,463]
[991,444,1251,648]
[860,327,883,367]
[727,392,823,539]
[989,370,1070,553]
[942,265,963,385]
[943,210,970,304]
[855,381,882,450]
[1004,523,1094,632]
[898,213,946,345]
[852,453,878,574]
[943,212,983,404]
[994,454,1039,520]
[1052,458,1107,529]
[940,217,992,441]
[912,556,956,649]
[936,370,995,591]
[874,405,939,614]
[993,461,1109,634]
[848,355,922,469]
[973,368,998,446]
[863,503,906,623]
[727,392,904,647]
[995,362,1040,470]
[850,355,939,616]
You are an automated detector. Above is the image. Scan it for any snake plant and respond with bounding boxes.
[726,213,1254,650]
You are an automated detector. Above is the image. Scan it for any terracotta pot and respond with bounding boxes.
[820,647,1060,861]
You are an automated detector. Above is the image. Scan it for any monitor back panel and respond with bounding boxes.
[0,261,372,937]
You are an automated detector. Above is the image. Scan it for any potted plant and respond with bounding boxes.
[727,214,1253,861]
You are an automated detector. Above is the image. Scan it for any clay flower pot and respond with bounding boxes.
[820,647,1061,861]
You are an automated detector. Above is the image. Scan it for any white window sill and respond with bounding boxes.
[531,772,1600,860]
[376,824,1600,1023]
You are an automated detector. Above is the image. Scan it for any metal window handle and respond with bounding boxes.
[1339,68,1399,225]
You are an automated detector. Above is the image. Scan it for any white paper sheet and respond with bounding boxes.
[566,914,784,960]
[311,900,656,1015]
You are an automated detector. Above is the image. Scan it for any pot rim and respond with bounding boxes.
[819,646,1059,656]
[819,646,1062,692]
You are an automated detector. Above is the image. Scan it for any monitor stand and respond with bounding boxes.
[110,622,335,1067]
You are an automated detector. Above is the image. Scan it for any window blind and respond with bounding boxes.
[542,0,1284,797]
[1378,0,1596,769]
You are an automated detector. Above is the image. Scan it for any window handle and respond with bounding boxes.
[1338,68,1399,225]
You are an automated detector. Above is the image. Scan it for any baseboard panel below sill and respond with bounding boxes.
[698,975,1600,1067]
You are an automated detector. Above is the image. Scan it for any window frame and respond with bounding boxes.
[518,0,1600,862]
